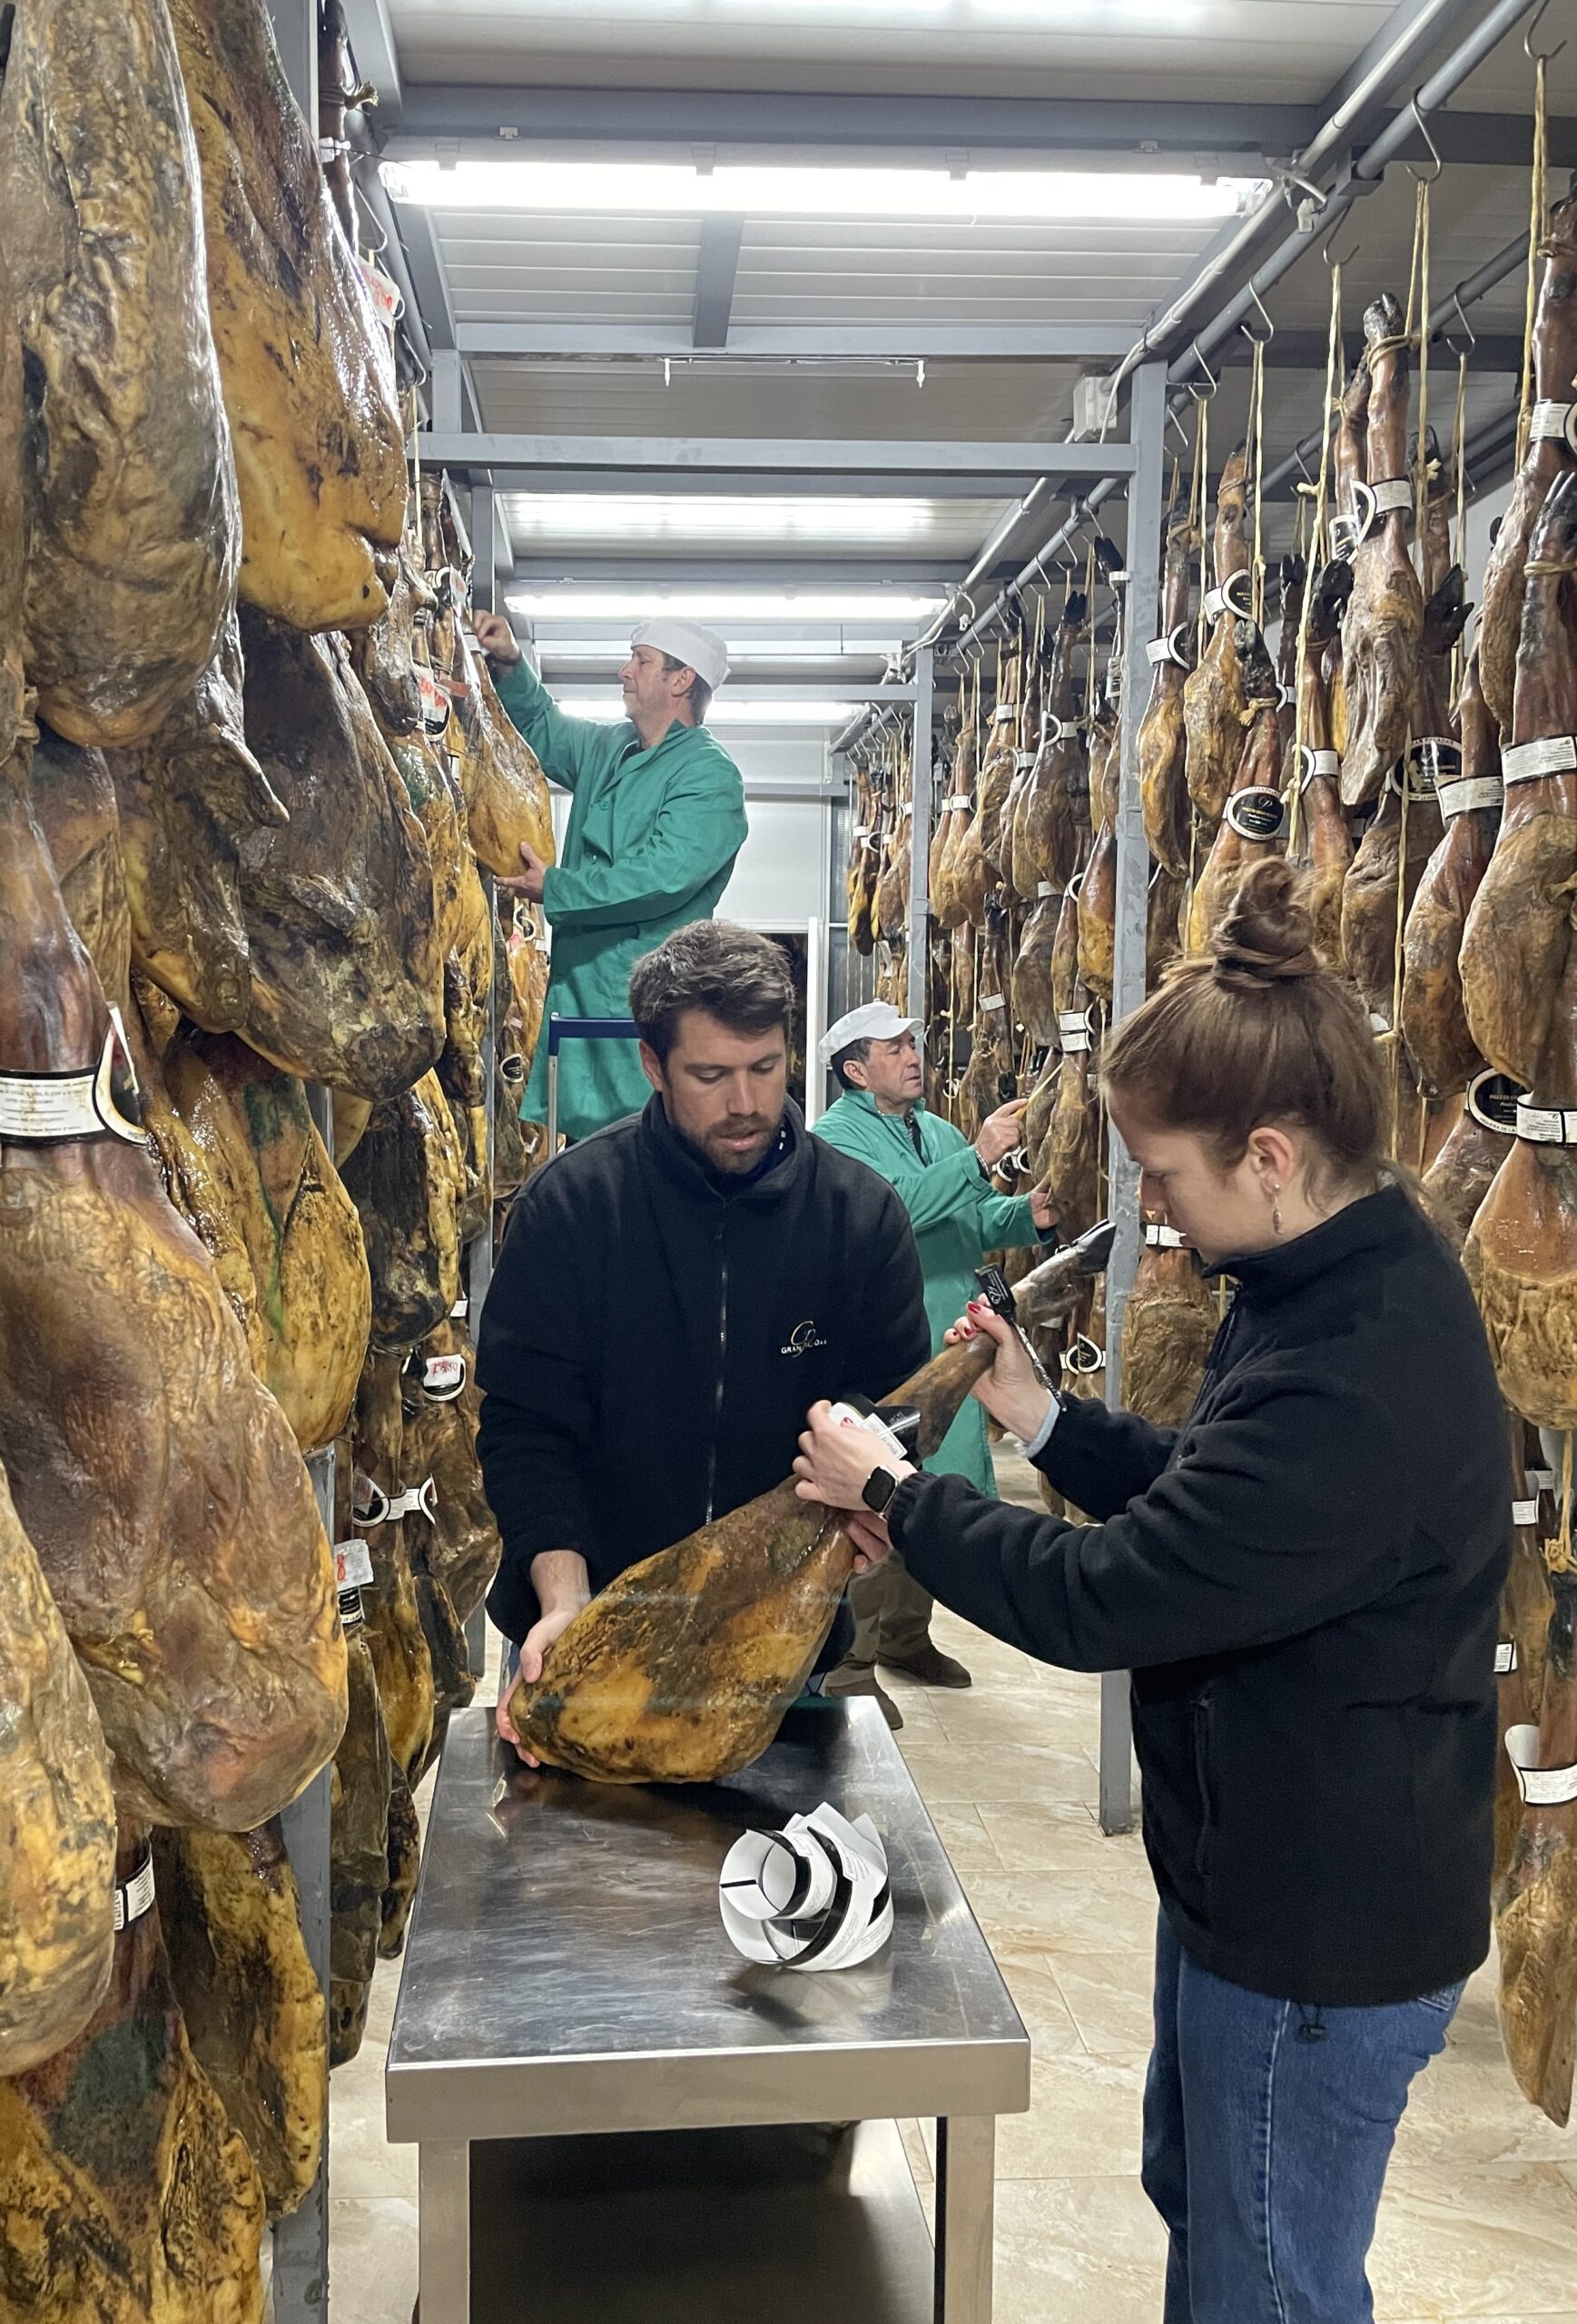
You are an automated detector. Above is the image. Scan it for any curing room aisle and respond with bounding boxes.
[320,1455,1577,2324]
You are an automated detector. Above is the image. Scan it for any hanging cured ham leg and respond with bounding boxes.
[508,1228,1113,1783]
[1119,1224,1217,1428]
[0,0,240,750]
[1077,704,1121,1003]
[1423,1072,1519,1253]
[1462,473,1577,1088]
[1496,1528,1577,2125]
[0,763,346,1832]
[1403,653,1503,1101]
[1286,556,1355,970]
[1341,296,1425,807]
[1481,197,1577,734]
[1183,446,1253,827]
[1138,519,1198,878]
[1186,624,1284,952]
[1495,1436,1555,1893]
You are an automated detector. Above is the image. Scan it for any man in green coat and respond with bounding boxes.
[813,1003,1056,1699]
[471,611,747,1142]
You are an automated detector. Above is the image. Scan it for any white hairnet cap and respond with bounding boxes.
[629,618,731,691]
[816,1002,922,1070]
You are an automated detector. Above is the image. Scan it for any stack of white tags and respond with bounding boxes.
[719,1803,892,1973]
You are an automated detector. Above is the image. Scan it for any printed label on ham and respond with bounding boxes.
[1340,296,1425,808]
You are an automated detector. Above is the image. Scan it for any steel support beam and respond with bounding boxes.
[906,647,934,1029]
[457,321,1138,362]
[693,215,744,350]
[389,86,1311,162]
[416,434,1135,479]
[265,0,317,123]
[340,0,403,122]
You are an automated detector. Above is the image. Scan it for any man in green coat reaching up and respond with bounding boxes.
[813,1002,1056,1709]
[472,610,747,1142]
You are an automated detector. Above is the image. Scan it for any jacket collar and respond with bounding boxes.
[1206,1182,1422,1309]
[640,1092,805,1206]
[841,1088,927,1128]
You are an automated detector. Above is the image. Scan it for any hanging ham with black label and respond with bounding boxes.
[1186,623,1285,951]
[1182,446,1252,828]
[1077,701,1122,1004]
[972,650,1023,885]
[1423,1071,1521,1253]
[1017,596,1089,891]
[1402,650,1503,1102]
[931,724,977,931]
[1480,195,1577,735]
[1138,517,1198,879]
[998,650,1044,901]
[1286,556,1355,970]
[1340,295,1425,807]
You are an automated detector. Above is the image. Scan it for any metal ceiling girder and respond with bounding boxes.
[389,86,1314,162]
[693,216,744,351]
[416,434,1136,480]
[506,557,963,588]
[457,323,1138,361]
[339,0,403,122]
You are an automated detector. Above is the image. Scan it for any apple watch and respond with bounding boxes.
[862,1464,901,1516]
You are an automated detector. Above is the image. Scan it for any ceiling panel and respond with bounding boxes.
[498,488,1013,558]
[389,0,1390,103]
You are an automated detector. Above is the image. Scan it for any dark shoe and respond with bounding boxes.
[821,1661,904,1731]
[880,1642,973,1689]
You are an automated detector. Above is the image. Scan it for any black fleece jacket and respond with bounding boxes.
[892,1187,1509,2006]
[478,1095,929,1649]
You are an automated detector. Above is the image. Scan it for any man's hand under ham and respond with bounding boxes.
[793,1401,914,1512]
[845,1509,894,1573]
[499,840,548,903]
[944,1302,1056,1443]
[470,610,522,665]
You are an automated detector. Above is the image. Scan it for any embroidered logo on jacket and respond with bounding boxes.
[780,1320,829,1357]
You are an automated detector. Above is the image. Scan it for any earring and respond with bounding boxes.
[1270,1180,1284,1236]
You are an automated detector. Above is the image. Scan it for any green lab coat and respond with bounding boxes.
[813,1089,1047,1492]
[493,657,748,1142]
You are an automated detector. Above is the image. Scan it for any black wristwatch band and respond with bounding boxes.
[862,1464,901,1515]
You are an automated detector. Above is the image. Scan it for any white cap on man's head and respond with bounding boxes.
[816,1002,922,1071]
[629,618,731,692]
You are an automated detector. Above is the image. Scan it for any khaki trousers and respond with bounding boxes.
[845,1552,934,1667]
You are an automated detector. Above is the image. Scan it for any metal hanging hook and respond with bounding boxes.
[1405,96,1443,185]
[1526,0,1567,64]
[1322,223,1361,274]
[1238,282,1276,347]
[1187,340,1219,401]
[1444,287,1478,361]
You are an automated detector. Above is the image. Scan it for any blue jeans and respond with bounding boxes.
[1143,1911,1461,2324]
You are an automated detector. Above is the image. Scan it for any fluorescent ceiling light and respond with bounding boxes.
[540,642,895,663]
[384,158,1260,225]
[549,693,861,726]
[509,591,947,622]
[502,495,933,544]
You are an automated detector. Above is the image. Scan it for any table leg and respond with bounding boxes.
[419,2141,471,2324]
[934,2114,994,2322]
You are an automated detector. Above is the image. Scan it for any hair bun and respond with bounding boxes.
[1209,860,1320,986]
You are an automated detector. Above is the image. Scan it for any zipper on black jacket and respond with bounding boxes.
[705,1220,727,1523]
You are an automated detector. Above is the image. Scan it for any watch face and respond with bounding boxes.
[862,1464,898,1515]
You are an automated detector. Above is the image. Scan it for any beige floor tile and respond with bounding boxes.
[991,2051,1148,2181]
[1049,1946,1158,2064]
[1368,2160,1577,2320]
[1395,2051,1577,2171]
[979,1801,1148,1879]
[991,2175,1168,2324]
[989,1940,1085,2056]
[962,1866,1158,1957]
[919,1801,1003,1883]
[896,1737,1101,1809]
[329,2037,417,2200]
[899,2118,932,2185]
[329,2195,419,2324]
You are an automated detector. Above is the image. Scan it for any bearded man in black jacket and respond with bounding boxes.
[478,921,931,1749]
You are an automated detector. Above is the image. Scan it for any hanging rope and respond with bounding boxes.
[1405,176,1433,557]
[1518,51,1552,468]
[1194,392,1211,665]
[1247,329,1268,628]
[1286,259,1343,857]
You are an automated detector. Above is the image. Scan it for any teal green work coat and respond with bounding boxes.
[493,658,748,1142]
[812,1089,1046,1493]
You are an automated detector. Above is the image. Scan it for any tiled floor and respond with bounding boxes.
[319,1451,1577,2320]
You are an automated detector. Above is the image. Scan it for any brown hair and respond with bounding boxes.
[660,652,714,726]
[629,921,793,1061]
[1101,859,1389,1198]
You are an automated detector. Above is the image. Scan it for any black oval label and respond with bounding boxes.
[1467,1071,1524,1134]
[1225,786,1286,842]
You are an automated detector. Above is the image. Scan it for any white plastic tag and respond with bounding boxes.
[356,257,403,329]
[944,794,971,812]
[826,1403,911,1465]
[113,1851,157,1933]
[1059,1008,1093,1054]
[1016,750,1037,770]
[389,1477,439,1523]
[338,1585,366,1631]
[1530,399,1577,451]
[1368,1011,1391,1034]
[1436,774,1503,820]
[1146,625,1189,669]
[352,1472,391,1526]
[1530,1467,1557,1492]
[1297,746,1339,787]
[451,1295,468,1319]
[334,1539,375,1590]
[1515,1100,1577,1147]
[499,1053,526,1088]
[0,1020,146,1147]
[1143,1222,1188,1248]
[1503,735,1577,786]
[1203,571,1253,624]
[422,1353,468,1402]
[981,993,1006,1010]
[1505,1723,1577,1807]
[1064,1334,1106,1374]
[1512,1500,1540,1530]
[1040,715,1067,746]
[993,704,1017,724]
[1369,477,1414,517]
[1494,1640,1518,1674]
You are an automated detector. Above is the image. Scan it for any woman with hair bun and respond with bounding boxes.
[795,858,1509,2324]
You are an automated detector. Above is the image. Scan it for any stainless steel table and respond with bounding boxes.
[386,1700,1030,2323]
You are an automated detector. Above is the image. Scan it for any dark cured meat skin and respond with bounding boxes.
[1423,1103,1513,1254]
[1120,1242,1217,1428]
[0,0,240,749]
[0,764,346,1833]
[1182,447,1251,826]
[341,1072,465,1354]
[1186,624,1282,951]
[1077,707,1121,1004]
[1402,653,1501,1100]
[1340,295,1424,807]
[1480,197,1577,734]
[1019,603,1089,893]
[330,1631,391,2068]
[236,615,446,1104]
[1496,1562,1577,2125]
[1286,557,1354,970]
[1139,520,1198,877]
[510,1244,1105,1782]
